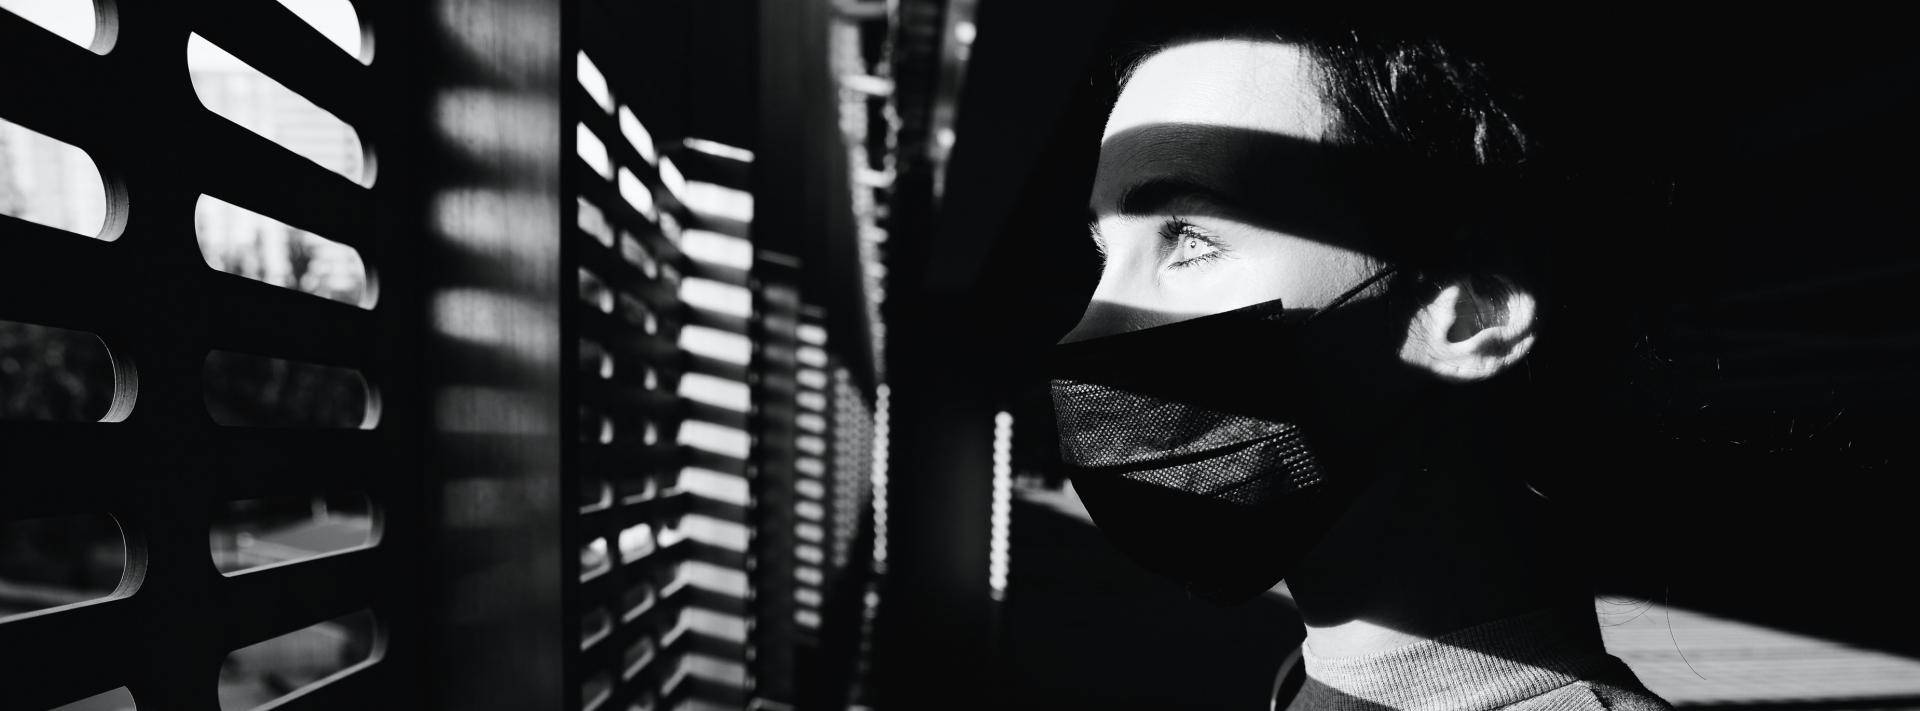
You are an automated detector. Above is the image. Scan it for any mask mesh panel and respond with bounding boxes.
[1053,378,1325,506]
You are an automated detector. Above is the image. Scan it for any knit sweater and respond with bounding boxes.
[1280,606,1673,711]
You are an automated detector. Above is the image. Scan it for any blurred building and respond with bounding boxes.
[0,118,105,237]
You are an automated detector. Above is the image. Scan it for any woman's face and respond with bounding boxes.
[1062,39,1386,343]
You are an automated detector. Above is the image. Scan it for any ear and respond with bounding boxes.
[1398,277,1537,382]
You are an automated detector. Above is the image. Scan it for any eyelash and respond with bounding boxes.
[1159,219,1229,269]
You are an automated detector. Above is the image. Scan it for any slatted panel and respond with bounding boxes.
[781,308,877,641]
[749,271,805,706]
[564,3,760,708]
[0,2,421,709]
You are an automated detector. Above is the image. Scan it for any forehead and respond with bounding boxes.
[1104,39,1333,143]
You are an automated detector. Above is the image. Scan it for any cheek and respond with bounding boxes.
[1113,259,1279,317]
[1177,258,1294,310]
[1254,240,1378,308]
[1206,241,1369,311]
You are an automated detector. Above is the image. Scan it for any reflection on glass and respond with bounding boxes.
[577,196,614,247]
[796,434,826,456]
[203,351,374,429]
[195,195,372,308]
[616,293,656,335]
[682,137,754,164]
[575,51,613,114]
[217,609,377,711]
[619,469,658,505]
[581,537,610,581]
[796,391,827,412]
[678,560,747,598]
[681,607,747,643]
[796,500,824,522]
[618,107,657,165]
[620,579,656,621]
[680,653,747,687]
[0,0,100,51]
[582,670,612,711]
[680,181,752,223]
[795,586,822,608]
[678,515,747,552]
[273,0,366,64]
[678,372,749,413]
[0,513,125,621]
[795,543,824,566]
[576,123,612,180]
[188,34,368,185]
[622,634,658,681]
[578,267,614,314]
[0,117,109,238]
[677,467,748,507]
[617,168,655,222]
[0,320,118,422]
[209,494,374,575]
[578,405,614,444]
[617,522,654,562]
[679,230,751,270]
[581,606,612,650]
[678,325,750,365]
[657,211,682,247]
[679,420,749,459]
[796,456,825,477]
[679,277,751,318]
[618,230,657,277]
[657,156,686,201]
[579,338,614,379]
[49,686,136,711]
[578,476,612,513]
[654,520,684,549]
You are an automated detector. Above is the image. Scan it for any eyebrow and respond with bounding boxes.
[1111,176,1241,217]
[1089,126,1256,217]
[1087,123,1397,253]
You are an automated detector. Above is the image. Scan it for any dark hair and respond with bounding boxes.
[1308,35,1532,169]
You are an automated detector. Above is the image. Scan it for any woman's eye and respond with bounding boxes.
[1160,220,1228,269]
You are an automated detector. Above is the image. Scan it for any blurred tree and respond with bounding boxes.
[0,322,114,422]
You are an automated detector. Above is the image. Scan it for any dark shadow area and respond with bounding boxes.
[1089,123,1535,269]
[1000,497,1301,710]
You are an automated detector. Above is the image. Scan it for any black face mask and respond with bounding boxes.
[1049,268,1400,604]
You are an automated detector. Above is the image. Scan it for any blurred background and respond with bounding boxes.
[2,1,1918,709]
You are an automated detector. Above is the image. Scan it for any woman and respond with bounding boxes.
[1047,18,1675,711]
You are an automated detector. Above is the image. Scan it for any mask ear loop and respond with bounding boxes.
[1294,264,1402,324]
[1292,263,1434,482]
